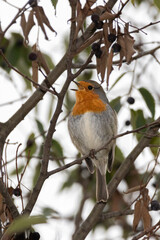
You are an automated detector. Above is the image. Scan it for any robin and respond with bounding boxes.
[68,80,117,202]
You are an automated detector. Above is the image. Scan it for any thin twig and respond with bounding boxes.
[129,21,160,35]
[132,221,160,240]
[73,51,94,78]
[2,1,29,36]
[0,96,27,107]
[0,50,58,96]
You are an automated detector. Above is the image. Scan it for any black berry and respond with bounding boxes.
[94,21,103,29]
[15,39,23,47]
[29,0,37,7]
[95,49,102,58]
[112,43,121,53]
[29,232,40,240]
[91,14,100,23]
[26,139,34,148]
[14,232,25,240]
[108,33,117,43]
[127,97,135,105]
[28,52,37,61]
[125,120,131,126]
[91,43,100,52]
[13,187,22,197]
[152,182,157,188]
[151,200,160,211]
[0,47,6,54]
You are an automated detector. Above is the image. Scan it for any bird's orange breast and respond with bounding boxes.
[72,91,107,116]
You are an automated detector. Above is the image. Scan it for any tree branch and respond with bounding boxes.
[23,0,78,216]
[0,180,19,219]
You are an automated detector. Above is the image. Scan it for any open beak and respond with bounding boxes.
[70,80,80,91]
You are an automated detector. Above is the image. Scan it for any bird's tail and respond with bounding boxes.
[96,168,109,203]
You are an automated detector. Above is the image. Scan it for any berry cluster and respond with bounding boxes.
[14,232,40,240]
[91,43,102,58]
[91,14,103,29]
[91,14,121,55]
[125,97,135,126]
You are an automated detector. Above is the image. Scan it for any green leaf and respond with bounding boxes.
[43,53,55,70]
[139,87,155,118]
[131,0,135,6]
[7,215,46,234]
[48,96,55,121]
[110,96,121,113]
[32,162,41,187]
[10,165,24,176]
[130,109,146,140]
[154,0,160,10]
[51,0,58,9]
[61,168,79,190]
[65,91,75,112]
[36,119,45,137]
[149,136,160,156]
[115,146,124,163]
[42,207,58,217]
[51,139,63,158]
[25,133,37,157]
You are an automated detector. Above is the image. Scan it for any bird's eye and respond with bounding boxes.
[88,85,93,90]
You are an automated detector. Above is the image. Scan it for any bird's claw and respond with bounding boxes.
[89,149,97,159]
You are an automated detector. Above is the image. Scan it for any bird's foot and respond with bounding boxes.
[89,149,97,159]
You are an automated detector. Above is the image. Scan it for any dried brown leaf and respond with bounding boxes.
[37,50,50,75]
[0,203,12,225]
[141,188,150,208]
[32,61,38,87]
[91,6,105,16]
[74,0,96,39]
[24,10,35,45]
[108,20,115,34]
[142,205,151,230]
[96,46,108,82]
[74,1,83,39]
[117,34,126,68]
[100,11,117,21]
[34,6,48,40]
[0,212,7,224]
[124,28,136,63]
[20,13,27,37]
[133,199,143,231]
[103,22,110,51]
[7,187,14,196]
[38,6,56,34]
[32,43,37,52]
[96,56,101,76]
[82,0,97,17]
[85,0,96,9]
[5,206,13,223]
[106,49,113,88]
[77,31,103,54]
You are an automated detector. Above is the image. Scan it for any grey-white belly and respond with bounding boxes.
[80,112,104,150]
